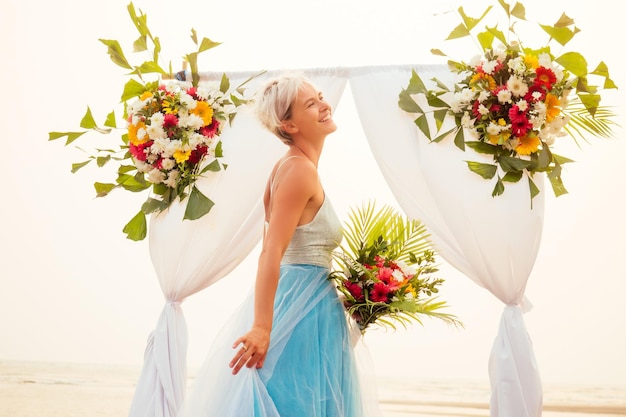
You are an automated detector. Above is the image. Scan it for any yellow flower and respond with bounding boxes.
[128,121,147,145]
[524,54,539,70]
[545,93,561,122]
[516,133,541,155]
[173,148,191,163]
[488,130,511,145]
[191,101,214,126]
[470,72,496,91]
[140,91,153,101]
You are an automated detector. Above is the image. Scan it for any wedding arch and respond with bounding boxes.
[128,65,544,417]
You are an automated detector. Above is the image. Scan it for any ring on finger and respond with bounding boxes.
[242,345,248,352]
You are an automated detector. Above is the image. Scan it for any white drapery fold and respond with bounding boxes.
[128,71,349,417]
[349,65,544,417]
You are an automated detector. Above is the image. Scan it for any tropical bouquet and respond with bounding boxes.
[49,3,256,240]
[329,202,462,334]
[399,1,618,202]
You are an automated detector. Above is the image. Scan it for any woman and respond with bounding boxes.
[181,73,379,417]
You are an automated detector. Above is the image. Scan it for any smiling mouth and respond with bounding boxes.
[320,112,332,122]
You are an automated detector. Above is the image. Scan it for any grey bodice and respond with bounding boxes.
[280,196,343,268]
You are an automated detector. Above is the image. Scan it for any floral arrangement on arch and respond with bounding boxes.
[399,0,618,202]
[329,202,462,334]
[49,3,256,240]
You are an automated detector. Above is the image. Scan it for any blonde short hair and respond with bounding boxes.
[255,73,311,144]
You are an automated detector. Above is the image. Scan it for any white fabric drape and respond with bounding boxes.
[350,65,544,417]
[128,70,349,417]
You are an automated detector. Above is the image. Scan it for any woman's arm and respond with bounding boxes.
[229,158,319,375]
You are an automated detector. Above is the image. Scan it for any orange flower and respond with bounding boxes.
[516,133,541,155]
[128,121,147,146]
[545,93,561,122]
[191,101,214,126]
[470,72,496,91]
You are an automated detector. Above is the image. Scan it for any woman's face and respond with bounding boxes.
[284,82,336,139]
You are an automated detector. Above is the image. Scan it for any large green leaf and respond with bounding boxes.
[466,161,497,179]
[184,186,214,220]
[80,107,97,129]
[99,39,132,70]
[48,131,87,145]
[540,24,575,46]
[123,211,147,241]
[121,79,147,102]
[556,52,588,77]
[398,90,423,114]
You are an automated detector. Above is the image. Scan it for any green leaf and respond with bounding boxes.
[80,107,97,129]
[547,164,568,197]
[102,111,116,128]
[458,5,492,32]
[133,35,148,52]
[121,79,147,102]
[183,186,214,220]
[433,109,448,131]
[94,182,116,197]
[71,160,91,173]
[414,114,431,139]
[219,73,230,94]
[466,141,498,155]
[123,211,147,241]
[486,26,507,47]
[430,48,447,57]
[556,52,588,76]
[99,39,132,70]
[510,2,526,20]
[202,159,222,173]
[492,175,505,197]
[141,197,167,214]
[528,177,540,201]
[406,70,428,95]
[540,24,576,46]
[48,131,87,145]
[466,161,497,179]
[446,23,471,40]
[497,155,532,172]
[133,61,167,75]
[398,90,423,114]
[452,126,465,150]
[476,29,495,51]
[199,37,221,53]
[214,141,223,158]
[502,171,523,183]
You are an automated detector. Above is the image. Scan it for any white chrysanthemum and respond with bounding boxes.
[554,67,565,83]
[459,87,475,102]
[507,56,526,75]
[478,103,490,116]
[461,112,475,129]
[128,98,146,115]
[150,137,169,155]
[161,158,176,171]
[494,47,507,62]
[497,89,512,104]
[136,127,148,142]
[529,114,544,130]
[188,132,204,148]
[163,170,179,188]
[482,59,498,74]
[468,54,482,68]
[532,91,543,101]
[391,269,404,282]
[165,82,180,93]
[134,160,151,173]
[507,75,529,97]
[477,90,490,103]
[150,112,165,127]
[487,122,501,135]
[179,113,204,130]
[179,92,196,110]
[147,169,166,184]
[517,99,529,112]
[165,139,184,158]
[146,125,166,141]
[450,98,465,114]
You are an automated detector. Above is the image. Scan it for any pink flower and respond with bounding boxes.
[345,282,364,301]
[200,119,220,138]
[163,113,179,128]
[187,145,208,165]
[129,140,153,162]
[377,267,394,284]
[370,282,390,303]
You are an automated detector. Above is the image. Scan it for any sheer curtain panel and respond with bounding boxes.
[350,65,544,417]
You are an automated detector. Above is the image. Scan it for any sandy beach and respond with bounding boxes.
[1,361,625,417]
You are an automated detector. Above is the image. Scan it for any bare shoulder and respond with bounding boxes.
[272,156,318,194]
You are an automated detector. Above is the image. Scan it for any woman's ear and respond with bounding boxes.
[281,120,298,135]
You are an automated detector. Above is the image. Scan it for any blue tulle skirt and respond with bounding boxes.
[181,264,373,417]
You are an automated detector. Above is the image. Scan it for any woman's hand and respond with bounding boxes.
[229,326,271,375]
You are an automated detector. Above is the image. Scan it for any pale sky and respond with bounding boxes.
[2,0,625,389]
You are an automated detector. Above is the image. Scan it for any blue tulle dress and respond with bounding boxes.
[180,196,379,417]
